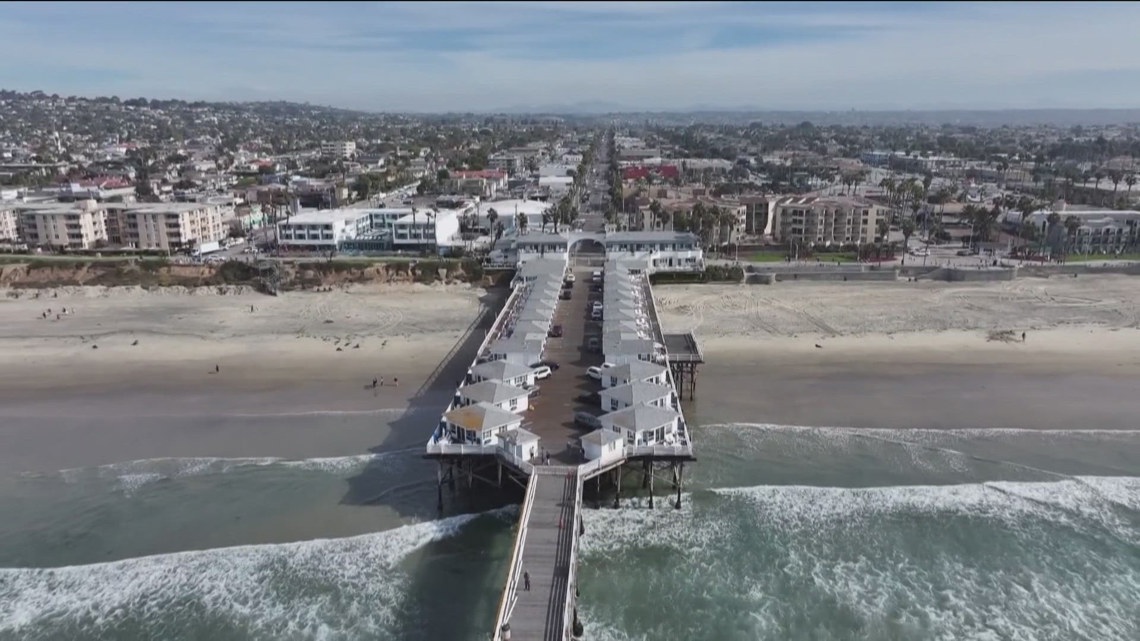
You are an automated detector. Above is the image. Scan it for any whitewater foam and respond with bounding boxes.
[578,477,1140,641]
[0,510,499,639]
[41,448,421,496]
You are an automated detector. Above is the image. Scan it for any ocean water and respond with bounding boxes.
[2,422,1139,641]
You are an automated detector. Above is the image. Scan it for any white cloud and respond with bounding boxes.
[0,2,1138,111]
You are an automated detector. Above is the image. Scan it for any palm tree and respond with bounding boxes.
[900,217,916,249]
[1126,173,1137,196]
[487,207,498,234]
[1064,215,1082,257]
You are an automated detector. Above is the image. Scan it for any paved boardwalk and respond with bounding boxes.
[506,466,580,641]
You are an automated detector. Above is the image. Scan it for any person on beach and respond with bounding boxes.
[379,376,385,387]
[372,378,378,389]
[1022,331,1026,342]
[215,364,220,373]
[393,377,398,387]
[523,571,530,591]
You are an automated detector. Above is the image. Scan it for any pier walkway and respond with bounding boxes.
[495,466,582,641]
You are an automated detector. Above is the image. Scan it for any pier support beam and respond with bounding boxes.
[612,466,621,508]
[648,461,655,509]
[670,460,679,506]
[436,461,444,513]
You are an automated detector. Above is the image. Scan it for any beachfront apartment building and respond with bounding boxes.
[17,200,109,249]
[0,207,17,243]
[391,209,460,248]
[771,196,883,246]
[1014,207,1140,255]
[276,209,372,250]
[277,206,465,253]
[111,203,227,250]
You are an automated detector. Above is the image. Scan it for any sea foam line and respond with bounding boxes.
[47,447,422,493]
[0,508,508,636]
[579,477,1140,557]
[703,421,1140,437]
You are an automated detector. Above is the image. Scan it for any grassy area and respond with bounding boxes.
[746,252,860,263]
[1062,253,1140,263]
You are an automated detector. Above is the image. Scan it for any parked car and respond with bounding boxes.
[560,289,572,300]
[587,337,601,352]
[590,308,603,321]
[536,360,560,371]
[586,363,616,380]
[591,271,602,282]
[548,324,563,338]
[564,273,576,284]
[531,365,553,380]
[574,411,602,430]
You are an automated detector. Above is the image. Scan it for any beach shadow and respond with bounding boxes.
[340,287,511,518]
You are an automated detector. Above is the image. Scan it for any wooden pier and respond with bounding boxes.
[663,332,704,401]
[495,466,583,641]
[426,257,700,641]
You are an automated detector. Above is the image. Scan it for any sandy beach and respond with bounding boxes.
[655,275,1140,430]
[3,275,1140,471]
[0,283,494,472]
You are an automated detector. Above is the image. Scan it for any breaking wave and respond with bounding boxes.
[578,477,1140,641]
[0,510,502,640]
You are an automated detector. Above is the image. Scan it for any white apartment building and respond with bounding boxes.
[276,209,372,250]
[391,209,460,248]
[450,170,509,198]
[603,231,704,272]
[488,153,522,174]
[320,141,356,158]
[1017,207,1140,255]
[771,196,883,246]
[18,200,108,249]
[0,207,17,243]
[116,203,227,250]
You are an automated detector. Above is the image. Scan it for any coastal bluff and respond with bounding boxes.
[0,257,504,292]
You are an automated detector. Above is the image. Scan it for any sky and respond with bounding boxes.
[1,1,1139,113]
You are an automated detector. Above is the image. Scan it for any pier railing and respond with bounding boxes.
[562,472,584,640]
[493,473,539,641]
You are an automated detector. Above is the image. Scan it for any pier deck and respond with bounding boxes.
[497,466,582,641]
[525,267,603,464]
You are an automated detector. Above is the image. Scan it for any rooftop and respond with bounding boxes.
[282,208,370,225]
[444,402,522,433]
[600,404,680,432]
[600,381,674,406]
[458,380,531,405]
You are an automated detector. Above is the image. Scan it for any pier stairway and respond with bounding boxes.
[494,465,583,641]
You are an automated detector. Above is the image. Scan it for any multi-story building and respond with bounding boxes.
[18,200,109,249]
[0,207,17,243]
[487,153,522,174]
[1018,207,1140,255]
[114,203,227,251]
[320,141,356,158]
[450,169,508,198]
[276,209,372,251]
[771,196,883,246]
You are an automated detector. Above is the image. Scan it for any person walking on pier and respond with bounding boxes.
[523,571,530,591]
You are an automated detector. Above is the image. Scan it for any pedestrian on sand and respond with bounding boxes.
[523,571,530,591]
[1022,331,1026,342]
[372,378,378,389]
[393,377,398,387]
[215,364,220,373]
